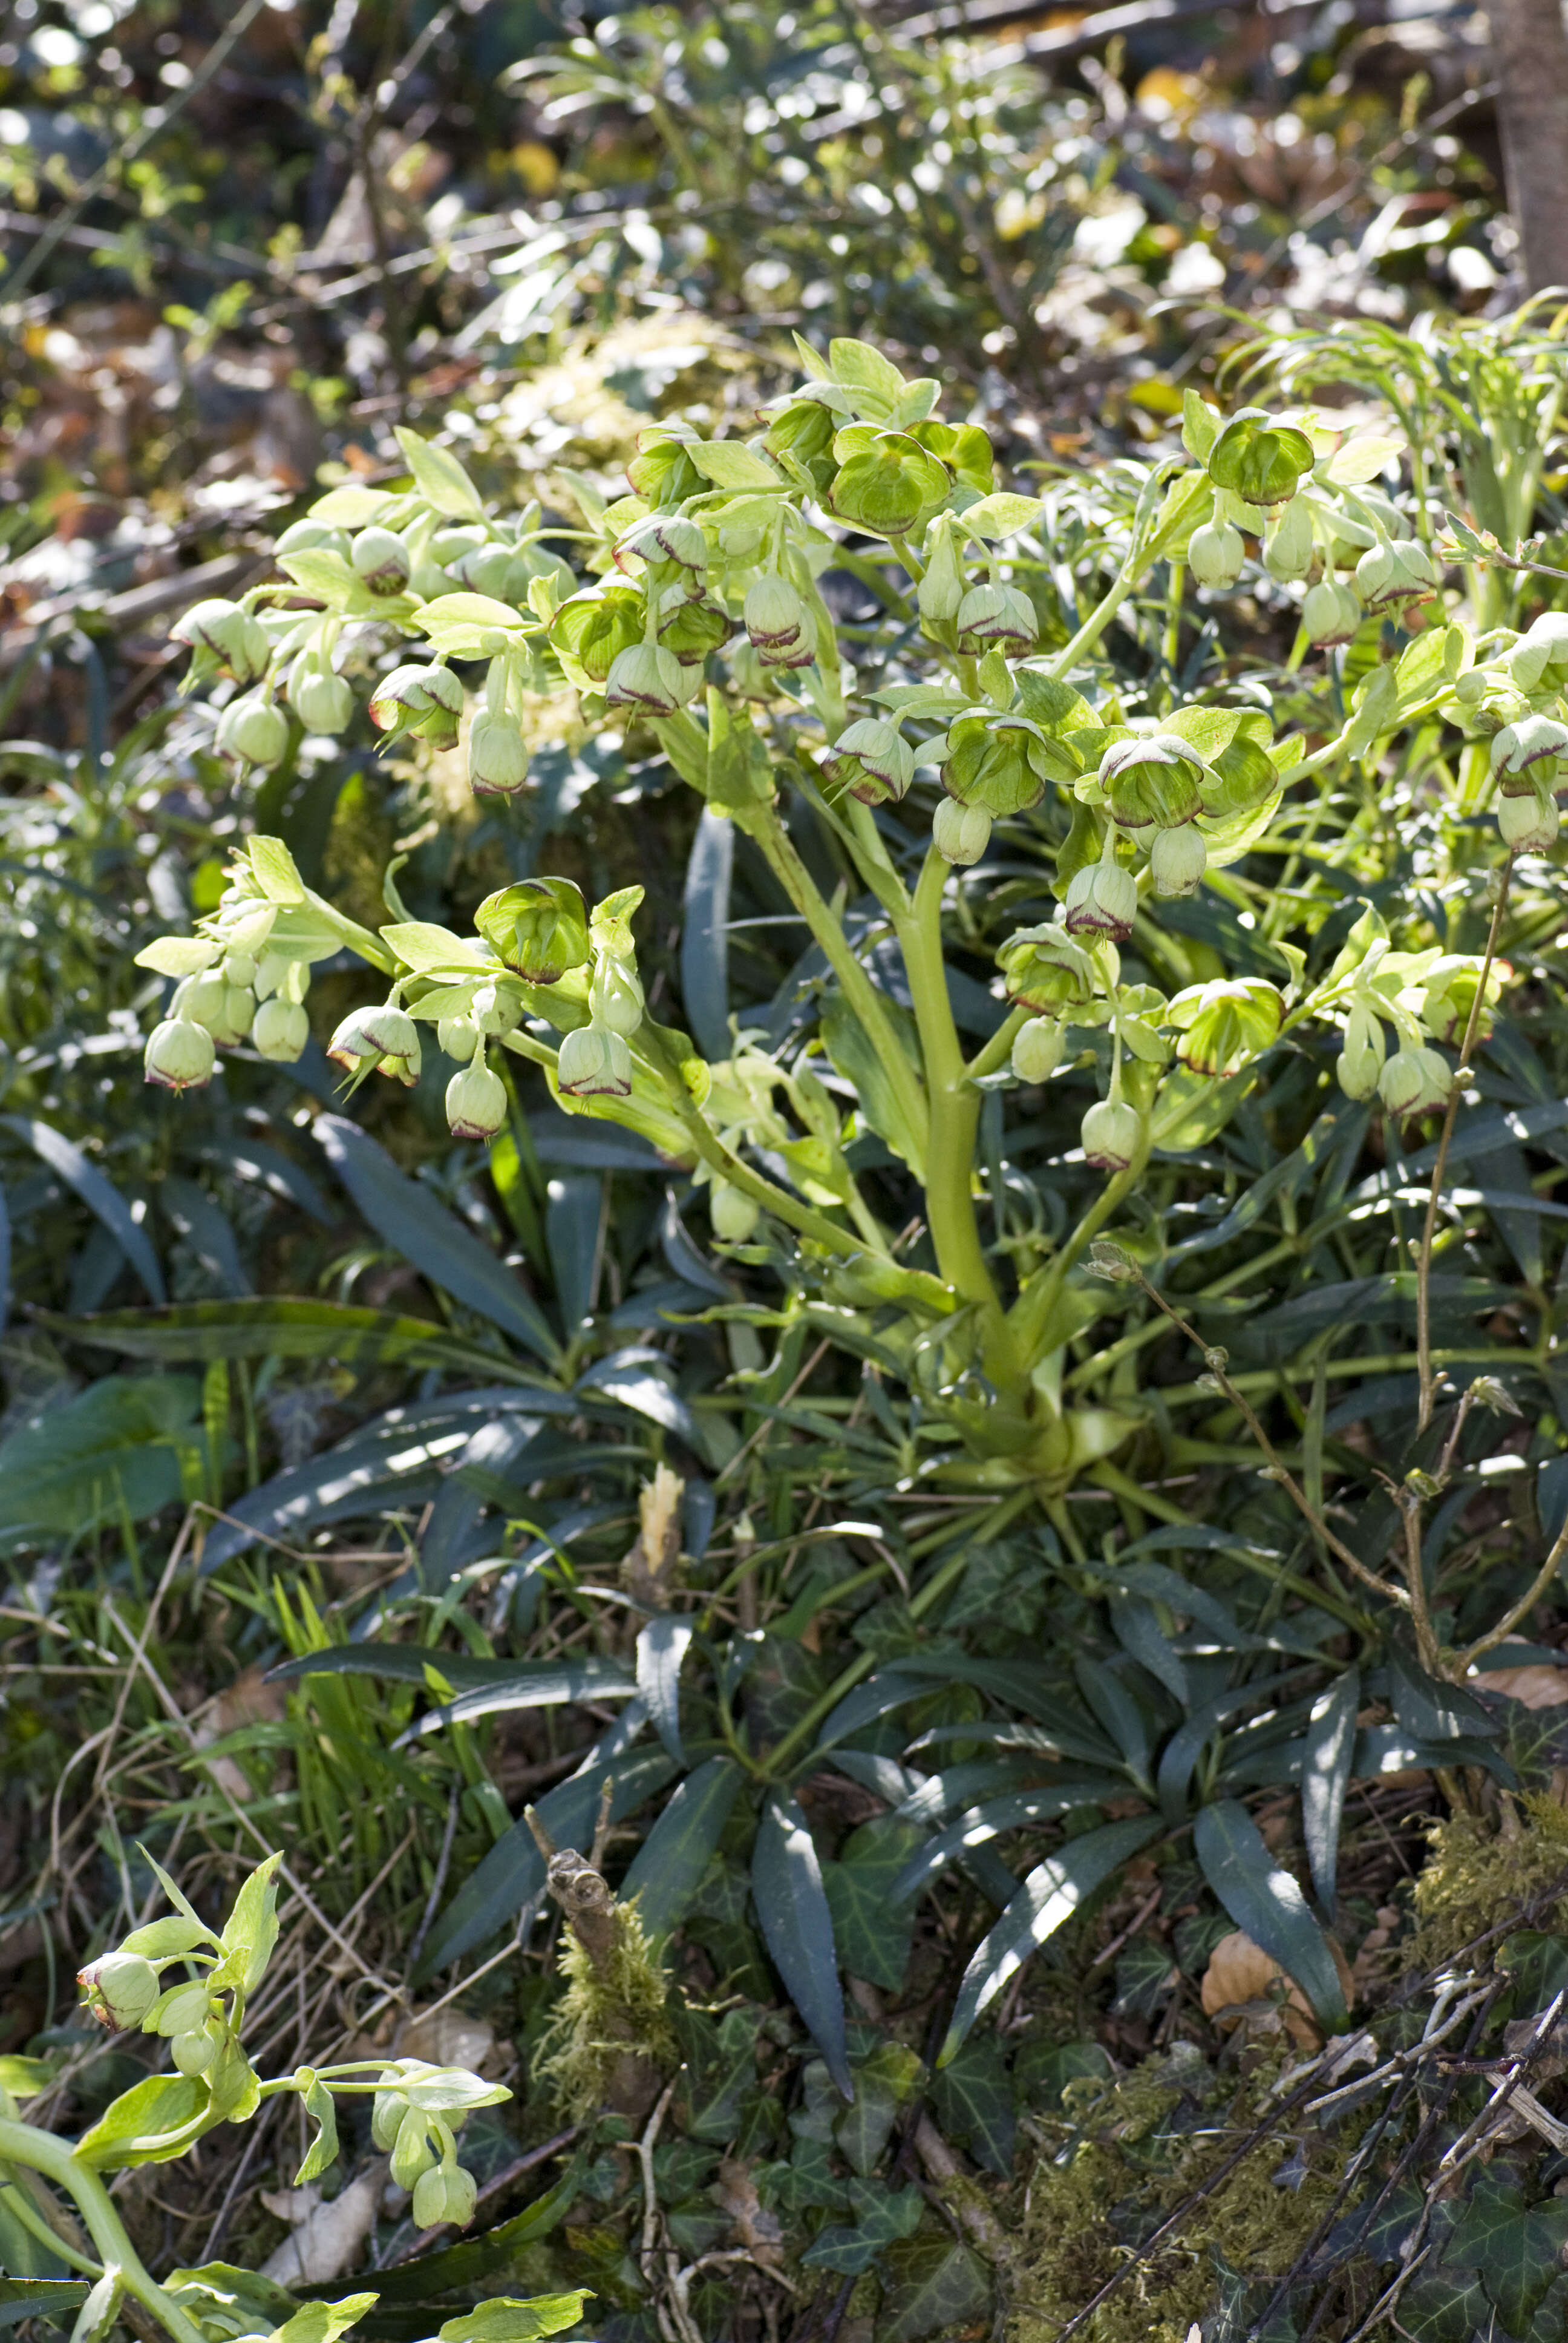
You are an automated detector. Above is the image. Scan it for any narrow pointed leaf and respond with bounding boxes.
[1302,1670,1359,1917]
[940,1815,1161,2065]
[622,1755,742,1938]
[753,1792,852,2099]
[1,1116,164,1302]
[635,1613,694,1764]
[1194,1800,1348,2030]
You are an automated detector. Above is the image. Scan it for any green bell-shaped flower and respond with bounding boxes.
[557,1023,633,1097]
[1167,977,1282,1077]
[997,925,1098,1017]
[253,999,309,1061]
[350,526,412,597]
[1064,851,1137,942]
[173,598,272,684]
[549,583,647,684]
[445,1057,508,1139]
[932,799,991,864]
[1011,1016,1065,1082]
[822,718,915,805]
[144,1018,217,1091]
[1420,955,1500,1050]
[1187,520,1244,589]
[605,643,687,716]
[1490,712,1568,788]
[826,427,952,539]
[1263,496,1314,582]
[1378,1043,1451,1118]
[614,511,709,571]
[942,710,1054,818]
[1197,734,1277,824]
[368,663,464,747]
[1302,578,1362,646]
[216,692,289,769]
[78,1951,160,2030]
[467,710,529,798]
[656,587,733,667]
[1100,734,1205,831]
[954,580,1036,656]
[1354,535,1437,612]
[1206,408,1314,505]
[1081,1095,1143,1171]
[1149,824,1206,897]
[625,423,705,505]
[475,877,590,983]
[1498,786,1559,851]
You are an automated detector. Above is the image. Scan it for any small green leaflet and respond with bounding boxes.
[395,425,485,520]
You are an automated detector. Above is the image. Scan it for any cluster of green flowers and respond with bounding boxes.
[142,338,1524,1193]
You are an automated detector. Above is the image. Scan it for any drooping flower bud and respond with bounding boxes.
[474,879,590,983]
[413,2160,477,2231]
[1149,824,1207,897]
[368,663,465,747]
[589,959,645,1035]
[1354,536,1436,612]
[821,719,915,805]
[144,1018,217,1091]
[1302,578,1362,646]
[762,397,837,470]
[351,526,412,597]
[467,711,529,799]
[172,2022,221,2077]
[391,2108,436,2192]
[221,952,257,988]
[1064,855,1137,942]
[1187,520,1244,589]
[605,643,685,717]
[287,658,354,734]
[1263,497,1313,582]
[1081,1096,1144,1172]
[743,575,813,666]
[932,798,991,865]
[438,1014,480,1062]
[328,1004,419,1069]
[917,520,965,626]
[954,580,1036,657]
[1509,610,1568,693]
[1336,996,1385,1100]
[1011,1017,1065,1083]
[216,693,289,769]
[615,513,708,571]
[445,1058,508,1139]
[1490,713,1568,787]
[79,1951,160,2030]
[1377,1044,1451,1118]
[154,1981,214,2038]
[469,983,521,1039]
[557,1024,633,1097]
[710,1181,760,1242]
[1498,787,1559,851]
[1100,735,1204,831]
[174,598,272,684]
[371,2088,406,2152]
[252,999,309,1061]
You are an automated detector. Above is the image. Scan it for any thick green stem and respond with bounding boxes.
[1010,1151,1147,1366]
[0,2120,206,2343]
[1044,566,1140,680]
[894,850,1016,1381]
[749,798,930,1167]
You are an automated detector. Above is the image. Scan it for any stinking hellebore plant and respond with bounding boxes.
[140,343,1536,1512]
[0,1853,558,2343]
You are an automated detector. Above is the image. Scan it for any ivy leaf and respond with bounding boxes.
[823,1815,926,1991]
[799,2181,923,2275]
[875,2235,991,2343]
[834,2043,921,2178]
[1448,2166,1568,2333]
[929,2034,1014,2177]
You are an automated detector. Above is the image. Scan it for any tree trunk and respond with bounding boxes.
[1489,0,1568,292]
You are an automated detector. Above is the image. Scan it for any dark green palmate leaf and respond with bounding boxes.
[929,2033,1015,2177]
[940,1814,1162,2063]
[1446,2166,1568,2335]
[752,1791,853,2099]
[875,2234,991,2343]
[1194,1801,1348,2030]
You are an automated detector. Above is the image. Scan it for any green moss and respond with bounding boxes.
[1404,1794,1568,1973]
[1011,2047,1358,2343]
[535,1897,679,2122]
